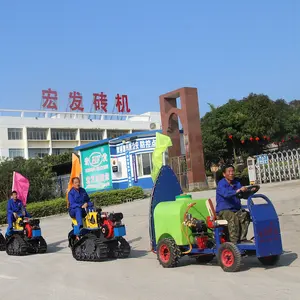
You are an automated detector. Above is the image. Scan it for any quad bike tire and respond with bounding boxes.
[157,238,181,268]
[107,237,131,259]
[258,255,280,266]
[6,234,28,256]
[217,242,242,272]
[71,233,109,262]
[0,234,6,251]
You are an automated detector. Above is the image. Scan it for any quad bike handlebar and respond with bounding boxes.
[236,184,260,199]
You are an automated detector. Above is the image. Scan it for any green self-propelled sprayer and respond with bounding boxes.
[149,165,283,272]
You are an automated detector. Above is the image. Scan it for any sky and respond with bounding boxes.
[0,0,299,116]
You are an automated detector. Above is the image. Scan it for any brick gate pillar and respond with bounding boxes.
[159,87,207,190]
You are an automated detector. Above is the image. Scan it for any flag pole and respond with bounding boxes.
[12,171,15,192]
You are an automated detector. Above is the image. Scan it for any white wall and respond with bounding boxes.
[111,156,127,180]
[0,115,157,130]
[0,110,161,159]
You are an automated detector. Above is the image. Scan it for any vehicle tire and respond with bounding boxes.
[68,230,76,248]
[157,238,181,268]
[6,234,27,256]
[0,234,6,251]
[258,255,280,266]
[195,254,214,264]
[37,236,47,254]
[217,242,241,272]
[113,237,131,259]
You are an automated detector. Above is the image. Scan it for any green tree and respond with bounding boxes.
[0,153,72,203]
[201,93,297,167]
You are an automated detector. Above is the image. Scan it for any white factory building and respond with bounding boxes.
[0,109,161,159]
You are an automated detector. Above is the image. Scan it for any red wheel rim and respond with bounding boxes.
[159,244,170,263]
[221,249,234,267]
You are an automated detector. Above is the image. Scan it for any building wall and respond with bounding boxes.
[109,133,185,190]
[0,110,161,159]
[76,130,185,192]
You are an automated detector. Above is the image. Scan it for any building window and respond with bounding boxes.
[51,129,77,140]
[52,148,73,155]
[27,128,48,140]
[8,128,23,140]
[28,148,49,158]
[9,149,25,158]
[107,130,129,139]
[80,130,103,141]
[136,152,153,176]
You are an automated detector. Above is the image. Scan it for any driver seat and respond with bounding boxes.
[205,198,228,226]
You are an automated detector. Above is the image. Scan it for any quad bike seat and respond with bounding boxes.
[71,211,99,230]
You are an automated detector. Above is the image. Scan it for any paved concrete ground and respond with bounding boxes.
[0,181,299,300]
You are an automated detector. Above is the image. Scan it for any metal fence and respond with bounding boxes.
[53,174,71,198]
[168,155,189,190]
[255,149,300,184]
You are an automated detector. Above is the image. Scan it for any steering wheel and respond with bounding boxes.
[236,185,260,199]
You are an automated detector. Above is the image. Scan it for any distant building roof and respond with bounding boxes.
[74,130,160,151]
[74,129,184,151]
[74,138,111,151]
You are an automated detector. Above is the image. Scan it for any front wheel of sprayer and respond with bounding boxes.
[217,242,241,272]
[258,255,280,266]
[157,238,181,268]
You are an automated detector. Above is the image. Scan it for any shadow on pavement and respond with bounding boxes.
[127,236,149,258]
[128,236,142,244]
[278,251,298,266]
[130,248,149,258]
[47,239,68,253]
[172,251,298,272]
[237,250,298,272]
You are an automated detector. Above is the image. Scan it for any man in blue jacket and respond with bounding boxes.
[216,164,250,244]
[7,191,30,233]
[68,177,94,233]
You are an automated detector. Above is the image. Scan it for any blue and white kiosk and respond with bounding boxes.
[75,130,180,193]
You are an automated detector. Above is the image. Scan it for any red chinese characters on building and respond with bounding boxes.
[42,88,58,110]
[69,91,84,111]
[115,93,131,113]
[41,89,133,113]
[93,92,108,112]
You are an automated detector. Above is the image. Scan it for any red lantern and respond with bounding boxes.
[263,135,267,140]
[241,140,245,144]
[282,139,285,143]
[255,137,260,141]
[267,136,270,141]
[229,135,233,140]
[250,137,253,142]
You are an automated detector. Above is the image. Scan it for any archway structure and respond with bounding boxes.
[159,87,207,190]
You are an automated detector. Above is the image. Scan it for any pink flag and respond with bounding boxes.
[12,172,30,206]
